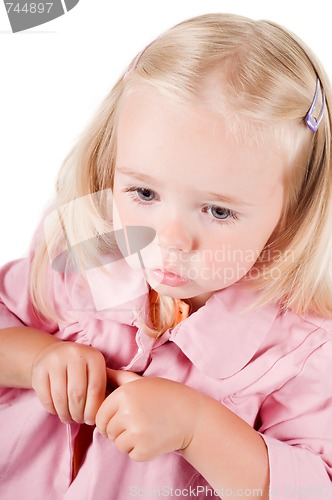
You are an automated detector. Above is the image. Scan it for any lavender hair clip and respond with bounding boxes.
[123,38,158,80]
[305,78,326,132]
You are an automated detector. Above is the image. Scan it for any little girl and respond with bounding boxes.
[1,13,331,500]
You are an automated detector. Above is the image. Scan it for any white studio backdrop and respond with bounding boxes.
[0,0,331,264]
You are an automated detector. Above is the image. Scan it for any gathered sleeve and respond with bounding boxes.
[0,230,59,334]
[258,339,332,499]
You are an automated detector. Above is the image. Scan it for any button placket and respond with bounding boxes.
[120,328,154,372]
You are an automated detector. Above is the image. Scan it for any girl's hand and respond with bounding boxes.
[95,369,204,461]
[31,341,107,425]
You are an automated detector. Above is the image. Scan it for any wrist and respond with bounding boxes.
[30,336,62,385]
[178,388,209,452]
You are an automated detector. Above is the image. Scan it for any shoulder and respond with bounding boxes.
[280,308,332,346]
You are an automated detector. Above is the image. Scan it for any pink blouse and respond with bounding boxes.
[0,232,331,499]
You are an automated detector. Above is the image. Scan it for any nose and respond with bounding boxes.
[157,214,194,253]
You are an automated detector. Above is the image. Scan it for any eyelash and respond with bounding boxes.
[122,186,239,225]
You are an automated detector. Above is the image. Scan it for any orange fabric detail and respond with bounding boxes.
[172,298,190,327]
[149,289,190,329]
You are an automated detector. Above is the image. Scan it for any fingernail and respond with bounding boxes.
[97,428,107,438]
[85,420,95,426]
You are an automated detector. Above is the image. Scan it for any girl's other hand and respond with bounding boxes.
[96,369,204,461]
[31,341,107,425]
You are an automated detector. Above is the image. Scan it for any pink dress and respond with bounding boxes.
[0,231,331,499]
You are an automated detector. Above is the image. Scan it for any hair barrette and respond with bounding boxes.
[124,35,164,81]
[305,78,325,132]
[123,39,156,80]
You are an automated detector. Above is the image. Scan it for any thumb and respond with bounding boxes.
[106,368,141,390]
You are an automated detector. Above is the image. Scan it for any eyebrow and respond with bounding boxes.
[117,166,163,187]
[116,165,254,207]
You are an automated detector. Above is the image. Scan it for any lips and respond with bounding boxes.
[148,269,190,287]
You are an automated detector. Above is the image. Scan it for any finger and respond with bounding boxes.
[105,411,126,442]
[113,430,134,455]
[67,361,88,423]
[83,361,107,425]
[95,393,119,437]
[49,368,71,423]
[32,370,57,416]
[106,368,141,389]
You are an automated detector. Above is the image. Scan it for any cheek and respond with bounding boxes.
[199,232,258,265]
[197,229,266,282]
[112,193,142,228]
[112,193,163,270]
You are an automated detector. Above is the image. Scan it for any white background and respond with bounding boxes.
[0,0,331,264]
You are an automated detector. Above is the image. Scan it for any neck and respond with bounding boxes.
[185,291,214,313]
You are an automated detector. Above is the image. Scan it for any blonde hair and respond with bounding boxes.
[30,13,332,336]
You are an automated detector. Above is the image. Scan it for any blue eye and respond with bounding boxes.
[136,188,155,202]
[207,205,229,219]
[206,205,231,220]
[204,205,239,224]
[123,186,157,204]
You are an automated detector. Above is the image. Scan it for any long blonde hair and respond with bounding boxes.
[30,13,332,336]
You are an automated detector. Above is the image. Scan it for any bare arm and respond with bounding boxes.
[96,372,269,499]
[0,326,61,388]
[180,393,270,499]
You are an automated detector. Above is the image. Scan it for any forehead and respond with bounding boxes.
[115,85,287,201]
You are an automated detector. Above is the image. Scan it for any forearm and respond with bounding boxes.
[180,394,269,499]
[0,326,61,388]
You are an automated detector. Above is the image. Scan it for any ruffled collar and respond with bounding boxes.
[68,259,279,379]
[167,283,280,379]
